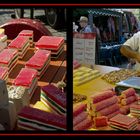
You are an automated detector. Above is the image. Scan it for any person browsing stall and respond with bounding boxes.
[120,31,140,71]
[79,16,92,33]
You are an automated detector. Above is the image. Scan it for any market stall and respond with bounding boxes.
[0,28,66,130]
[73,62,140,131]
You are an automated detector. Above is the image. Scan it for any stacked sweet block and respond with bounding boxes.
[40,84,66,116]
[14,68,38,99]
[17,106,66,130]
[119,88,138,115]
[0,80,16,130]
[18,30,33,47]
[109,113,138,130]
[0,49,18,73]
[25,49,51,78]
[73,103,93,130]
[88,90,120,122]
[73,66,101,86]
[8,35,30,59]
[73,60,81,69]
[0,28,7,52]
[7,85,30,114]
[35,36,64,59]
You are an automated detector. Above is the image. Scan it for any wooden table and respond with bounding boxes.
[7,43,66,105]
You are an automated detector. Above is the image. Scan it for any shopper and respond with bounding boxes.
[79,16,92,33]
[120,31,140,71]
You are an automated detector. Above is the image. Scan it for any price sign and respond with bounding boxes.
[73,32,96,68]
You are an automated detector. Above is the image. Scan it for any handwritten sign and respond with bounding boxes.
[73,32,96,68]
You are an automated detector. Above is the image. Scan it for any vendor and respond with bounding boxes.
[79,16,92,33]
[120,31,140,71]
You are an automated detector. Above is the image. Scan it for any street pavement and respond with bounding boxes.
[0,9,66,40]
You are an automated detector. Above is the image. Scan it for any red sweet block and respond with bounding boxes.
[73,112,88,126]
[0,66,8,79]
[19,30,33,37]
[121,88,136,98]
[41,84,66,110]
[92,96,118,112]
[90,90,114,104]
[121,95,137,105]
[109,113,138,129]
[14,68,37,87]
[18,106,66,130]
[0,49,18,65]
[35,36,64,51]
[26,49,51,69]
[97,104,120,116]
[8,36,29,50]
[95,116,108,127]
[73,117,93,130]
[73,103,87,117]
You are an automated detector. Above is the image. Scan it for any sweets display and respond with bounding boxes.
[101,69,140,84]
[26,49,51,77]
[0,49,18,72]
[0,29,66,131]
[0,34,7,52]
[35,36,64,59]
[18,30,33,47]
[14,68,38,98]
[73,103,93,130]
[73,66,101,86]
[109,113,138,130]
[8,36,30,59]
[41,84,66,115]
[73,93,87,104]
[0,66,8,81]
[7,85,30,113]
[17,106,66,130]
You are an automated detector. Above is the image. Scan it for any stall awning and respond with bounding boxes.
[88,9,123,17]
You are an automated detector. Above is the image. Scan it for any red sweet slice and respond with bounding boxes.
[26,50,51,69]
[73,63,81,69]
[0,66,8,79]
[90,90,114,104]
[93,96,118,111]
[97,103,120,116]
[14,68,37,87]
[95,116,108,127]
[18,106,66,129]
[121,88,136,98]
[41,84,66,108]
[19,30,33,36]
[73,103,87,117]
[0,49,18,64]
[73,112,88,126]
[73,117,93,130]
[8,36,29,49]
[109,113,138,127]
[35,36,64,51]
